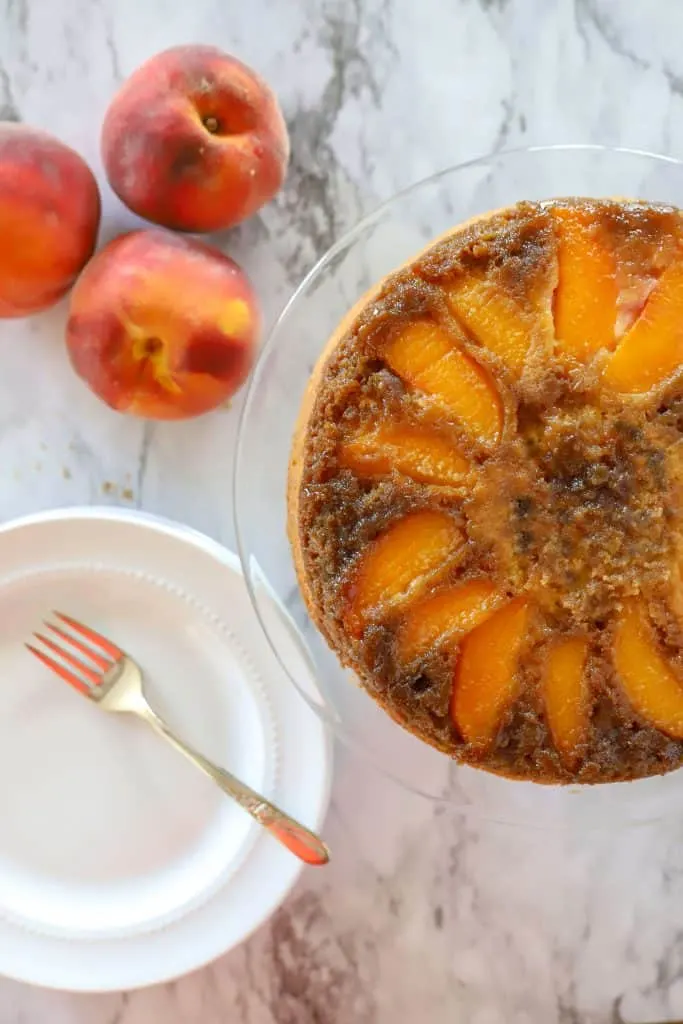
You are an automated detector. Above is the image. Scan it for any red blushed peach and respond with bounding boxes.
[66,230,260,420]
[101,45,289,232]
[0,124,100,318]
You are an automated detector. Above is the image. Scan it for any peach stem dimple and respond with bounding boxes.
[143,337,163,356]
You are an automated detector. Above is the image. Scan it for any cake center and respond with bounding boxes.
[469,403,676,626]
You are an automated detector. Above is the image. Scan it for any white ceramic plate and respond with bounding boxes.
[0,508,331,991]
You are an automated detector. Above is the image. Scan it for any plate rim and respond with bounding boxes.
[0,506,332,992]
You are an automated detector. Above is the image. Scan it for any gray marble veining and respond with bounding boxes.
[2,0,683,1020]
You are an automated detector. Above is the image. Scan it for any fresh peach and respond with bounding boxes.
[0,124,100,318]
[66,230,260,420]
[101,45,289,232]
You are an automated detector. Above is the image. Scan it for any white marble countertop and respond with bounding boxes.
[2,0,683,1020]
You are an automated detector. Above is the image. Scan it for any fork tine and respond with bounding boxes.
[25,643,92,695]
[45,623,112,671]
[54,612,122,660]
[34,633,102,686]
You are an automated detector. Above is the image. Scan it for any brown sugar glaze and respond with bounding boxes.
[289,199,683,783]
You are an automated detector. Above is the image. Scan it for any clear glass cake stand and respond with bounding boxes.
[234,145,683,827]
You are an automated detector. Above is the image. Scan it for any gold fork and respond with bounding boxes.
[26,612,330,866]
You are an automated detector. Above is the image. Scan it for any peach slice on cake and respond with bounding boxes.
[543,636,590,768]
[383,320,503,444]
[338,421,471,487]
[603,256,683,394]
[451,598,530,750]
[343,510,464,638]
[442,277,536,377]
[552,206,618,362]
[613,599,683,738]
[397,579,503,664]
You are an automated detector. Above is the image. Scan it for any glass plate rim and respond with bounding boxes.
[233,143,683,821]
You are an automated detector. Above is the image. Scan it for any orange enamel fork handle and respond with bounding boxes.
[139,704,330,866]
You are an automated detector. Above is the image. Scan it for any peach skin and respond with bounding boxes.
[66,230,260,420]
[0,124,100,318]
[102,45,289,232]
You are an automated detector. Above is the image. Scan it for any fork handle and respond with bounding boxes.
[139,708,330,866]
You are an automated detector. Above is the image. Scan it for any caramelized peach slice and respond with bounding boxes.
[345,510,464,637]
[442,277,533,377]
[613,599,683,738]
[603,257,683,394]
[451,598,530,749]
[339,421,470,487]
[552,207,618,361]
[397,579,503,664]
[543,636,589,768]
[384,321,503,443]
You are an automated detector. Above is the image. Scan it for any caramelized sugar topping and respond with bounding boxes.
[293,198,683,782]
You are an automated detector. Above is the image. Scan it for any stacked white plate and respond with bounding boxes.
[0,508,331,990]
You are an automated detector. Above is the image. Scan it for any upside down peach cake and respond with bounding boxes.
[287,198,683,784]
